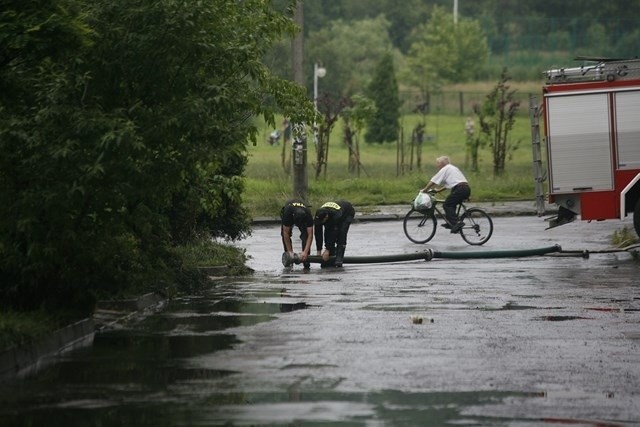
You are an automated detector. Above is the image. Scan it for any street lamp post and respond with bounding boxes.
[313,63,326,146]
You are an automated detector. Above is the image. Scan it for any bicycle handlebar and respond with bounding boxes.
[422,189,441,199]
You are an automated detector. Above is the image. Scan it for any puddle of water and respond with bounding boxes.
[0,285,322,426]
[465,389,637,426]
[0,388,573,426]
[534,315,593,321]
[479,302,570,311]
[137,312,273,333]
[9,387,633,426]
[132,294,310,335]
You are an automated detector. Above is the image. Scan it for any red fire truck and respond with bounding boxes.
[531,57,640,238]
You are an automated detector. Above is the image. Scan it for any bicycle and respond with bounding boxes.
[403,191,494,245]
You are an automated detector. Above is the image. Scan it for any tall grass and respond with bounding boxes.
[244,109,539,218]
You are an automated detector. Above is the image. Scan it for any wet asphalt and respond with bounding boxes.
[1,203,638,426]
[220,205,640,424]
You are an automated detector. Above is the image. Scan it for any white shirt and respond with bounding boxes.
[430,164,468,189]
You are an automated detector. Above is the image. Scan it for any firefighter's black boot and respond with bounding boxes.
[320,251,331,268]
[335,245,346,267]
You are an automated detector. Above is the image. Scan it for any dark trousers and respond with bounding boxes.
[444,184,471,225]
[324,221,351,254]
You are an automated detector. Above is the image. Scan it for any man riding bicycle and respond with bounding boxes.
[421,156,470,234]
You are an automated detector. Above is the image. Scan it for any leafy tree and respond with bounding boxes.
[615,29,640,58]
[403,6,490,85]
[0,0,312,313]
[581,23,609,57]
[473,68,520,176]
[268,0,640,85]
[341,94,376,175]
[303,0,430,53]
[365,53,400,144]
[379,0,431,53]
[0,0,99,313]
[0,0,92,71]
[315,94,348,179]
[305,16,396,98]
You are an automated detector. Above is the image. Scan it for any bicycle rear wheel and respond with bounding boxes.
[459,208,493,245]
[403,209,437,244]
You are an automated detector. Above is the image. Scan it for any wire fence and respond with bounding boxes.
[400,90,537,116]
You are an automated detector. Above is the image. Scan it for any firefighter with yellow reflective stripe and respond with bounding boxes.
[314,200,355,267]
[281,199,314,269]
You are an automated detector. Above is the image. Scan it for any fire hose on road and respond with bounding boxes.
[282,244,566,267]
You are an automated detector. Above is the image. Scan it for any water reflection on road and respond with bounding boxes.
[1,217,639,426]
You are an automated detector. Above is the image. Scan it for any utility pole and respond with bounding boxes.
[292,2,307,202]
[453,0,458,24]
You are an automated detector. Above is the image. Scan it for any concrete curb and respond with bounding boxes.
[0,292,167,383]
[93,292,168,331]
[96,291,166,312]
[0,318,94,382]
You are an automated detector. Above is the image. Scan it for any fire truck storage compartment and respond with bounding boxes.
[615,90,640,170]
[545,92,613,194]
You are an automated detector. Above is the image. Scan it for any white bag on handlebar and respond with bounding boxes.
[413,192,432,210]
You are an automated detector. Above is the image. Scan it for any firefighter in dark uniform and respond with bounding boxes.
[281,199,314,269]
[314,200,355,267]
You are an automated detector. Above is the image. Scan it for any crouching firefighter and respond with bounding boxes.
[281,199,314,270]
[314,200,355,268]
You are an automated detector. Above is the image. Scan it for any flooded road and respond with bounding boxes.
[1,216,639,426]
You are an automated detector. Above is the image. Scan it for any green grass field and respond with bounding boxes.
[245,109,539,219]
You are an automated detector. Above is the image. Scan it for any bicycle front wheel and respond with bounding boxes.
[403,209,437,244]
[459,208,493,245]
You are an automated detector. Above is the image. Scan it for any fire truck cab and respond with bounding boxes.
[538,57,640,238]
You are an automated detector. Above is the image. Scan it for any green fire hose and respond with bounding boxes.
[432,244,563,259]
[281,244,564,267]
